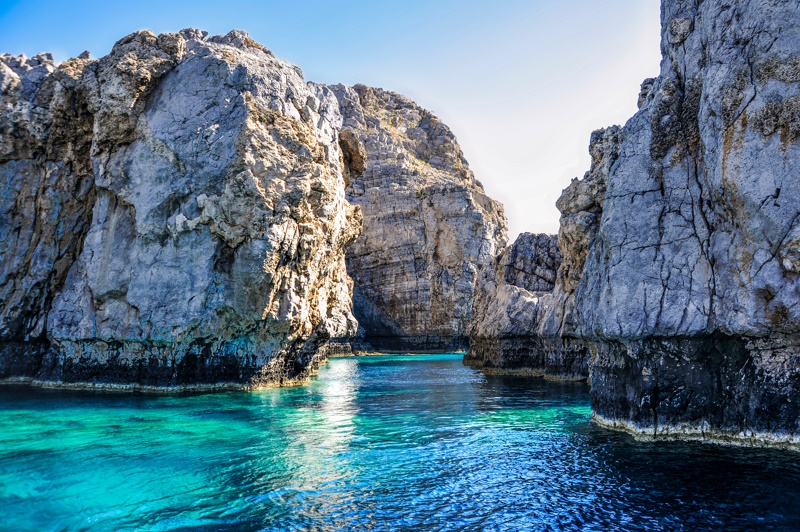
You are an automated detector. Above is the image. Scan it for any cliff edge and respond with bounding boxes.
[329,84,507,352]
[0,29,361,389]
[576,0,800,447]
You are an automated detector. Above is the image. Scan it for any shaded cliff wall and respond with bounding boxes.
[0,29,360,389]
[466,233,586,378]
[466,128,621,380]
[330,84,508,352]
[574,0,800,446]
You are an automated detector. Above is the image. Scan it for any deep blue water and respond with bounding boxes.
[1,353,800,531]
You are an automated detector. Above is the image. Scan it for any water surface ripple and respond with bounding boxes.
[1,354,799,530]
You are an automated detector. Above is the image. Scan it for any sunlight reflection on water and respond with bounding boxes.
[1,354,800,530]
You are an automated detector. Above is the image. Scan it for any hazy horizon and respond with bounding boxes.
[0,0,662,240]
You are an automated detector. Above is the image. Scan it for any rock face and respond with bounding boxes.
[329,84,507,352]
[0,29,361,389]
[574,0,800,447]
[466,129,620,380]
[466,233,585,378]
[465,0,800,447]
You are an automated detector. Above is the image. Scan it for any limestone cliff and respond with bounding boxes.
[574,0,800,447]
[466,129,620,380]
[0,29,360,389]
[466,233,589,378]
[329,84,507,352]
[469,0,800,448]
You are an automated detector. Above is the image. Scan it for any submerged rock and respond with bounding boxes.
[575,0,800,447]
[0,30,360,389]
[329,84,507,352]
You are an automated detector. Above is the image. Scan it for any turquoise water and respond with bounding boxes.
[1,354,800,531]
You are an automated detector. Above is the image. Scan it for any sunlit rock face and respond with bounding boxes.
[329,84,508,352]
[0,29,361,389]
[574,0,800,446]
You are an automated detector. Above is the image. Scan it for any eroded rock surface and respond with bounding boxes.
[329,84,507,352]
[466,233,586,378]
[574,0,800,447]
[0,29,361,389]
[466,129,620,380]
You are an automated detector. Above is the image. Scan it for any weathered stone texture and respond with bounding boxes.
[555,127,620,296]
[466,232,589,379]
[575,0,800,446]
[466,127,622,380]
[502,233,560,292]
[330,84,507,352]
[466,0,800,446]
[1,29,360,389]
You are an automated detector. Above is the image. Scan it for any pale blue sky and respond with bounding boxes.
[0,0,662,238]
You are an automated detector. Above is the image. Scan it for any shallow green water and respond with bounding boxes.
[1,353,800,530]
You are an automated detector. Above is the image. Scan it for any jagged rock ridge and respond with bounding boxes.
[574,0,800,447]
[1,29,361,389]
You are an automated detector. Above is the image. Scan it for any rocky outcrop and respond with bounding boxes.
[465,0,800,448]
[466,233,586,378]
[501,233,562,292]
[329,84,507,352]
[553,127,621,298]
[466,129,620,380]
[574,0,800,447]
[0,29,361,389]
[5,1,797,452]
[1,50,97,378]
